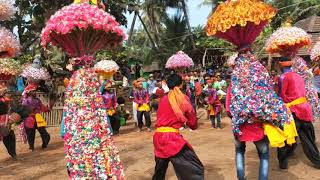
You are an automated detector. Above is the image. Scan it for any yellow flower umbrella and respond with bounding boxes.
[206,0,276,48]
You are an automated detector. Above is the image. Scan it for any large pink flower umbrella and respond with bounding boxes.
[41,3,125,66]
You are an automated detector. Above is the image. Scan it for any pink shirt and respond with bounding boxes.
[280,71,313,122]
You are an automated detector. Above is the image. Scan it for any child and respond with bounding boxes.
[205,80,222,129]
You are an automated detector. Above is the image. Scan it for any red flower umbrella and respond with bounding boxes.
[41,3,125,66]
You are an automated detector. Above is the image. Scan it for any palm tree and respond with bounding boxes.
[180,0,196,49]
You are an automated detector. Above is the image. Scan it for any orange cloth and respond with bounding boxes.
[168,87,193,123]
[279,61,292,67]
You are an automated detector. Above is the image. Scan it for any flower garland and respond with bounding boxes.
[206,0,276,36]
[230,51,289,134]
[165,51,194,69]
[63,68,124,179]
[265,26,311,55]
[292,56,320,120]
[310,40,320,62]
[0,0,16,21]
[0,27,21,58]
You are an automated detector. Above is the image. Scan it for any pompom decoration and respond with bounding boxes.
[165,51,194,69]
[292,56,320,120]
[206,0,276,47]
[63,68,124,179]
[310,40,320,62]
[227,53,238,67]
[230,51,290,134]
[0,0,16,21]
[41,3,125,65]
[0,27,21,58]
[21,64,50,82]
[94,60,119,79]
[0,58,21,80]
[265,26,311,56]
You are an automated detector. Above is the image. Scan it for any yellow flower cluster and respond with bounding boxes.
[0,58,21,76]
[206,0,276,36]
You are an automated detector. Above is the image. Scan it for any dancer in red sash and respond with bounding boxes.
[152,74,204,180]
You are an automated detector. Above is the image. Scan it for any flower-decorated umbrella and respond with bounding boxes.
[21,59,50,83]
[206,0,276,48]
[310,38,320,62]
[265,25,311,56]
[165,51,194,73]
[41,3,125,66]
[0,27,21,58]
[0,0,16,21]
[206,0,292,140]
[94,60,119,79]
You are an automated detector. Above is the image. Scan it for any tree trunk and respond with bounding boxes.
[127,11,138,46]
[181,0,196,50]
[137,12,157,49]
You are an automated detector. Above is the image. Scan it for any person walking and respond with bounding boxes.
[22,90,50,151]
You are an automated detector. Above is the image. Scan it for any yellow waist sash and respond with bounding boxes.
[156,127,179,133]
[263,98,304,148]
[286,97,307,109]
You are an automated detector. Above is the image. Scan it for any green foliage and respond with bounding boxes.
[16,54,33,65]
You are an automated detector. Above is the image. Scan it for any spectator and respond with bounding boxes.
[147,74,157,95]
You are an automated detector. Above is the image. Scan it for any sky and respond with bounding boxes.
[123,1,212,33]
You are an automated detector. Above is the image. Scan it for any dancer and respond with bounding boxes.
[277,58,320,169]
[22,90,50,151]
[101,80,120,135]
[206,1,295,179]
[133,80,152,132]
[204,80,222,129]
[152,73,204,180]
[265,22,320,169]
[0,96,19,159]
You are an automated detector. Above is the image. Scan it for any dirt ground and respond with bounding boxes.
[1,108,320,180]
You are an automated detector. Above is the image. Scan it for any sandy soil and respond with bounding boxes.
[1,109,320,180]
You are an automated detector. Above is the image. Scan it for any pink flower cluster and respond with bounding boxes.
[310,40,320,62]
[0,0,16,21]
[21,64,50,81]
[41,3,125,51]
[0,27,20,58]
[165,51,194,69]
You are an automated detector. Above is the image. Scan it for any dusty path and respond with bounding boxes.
[1,109,320,180]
